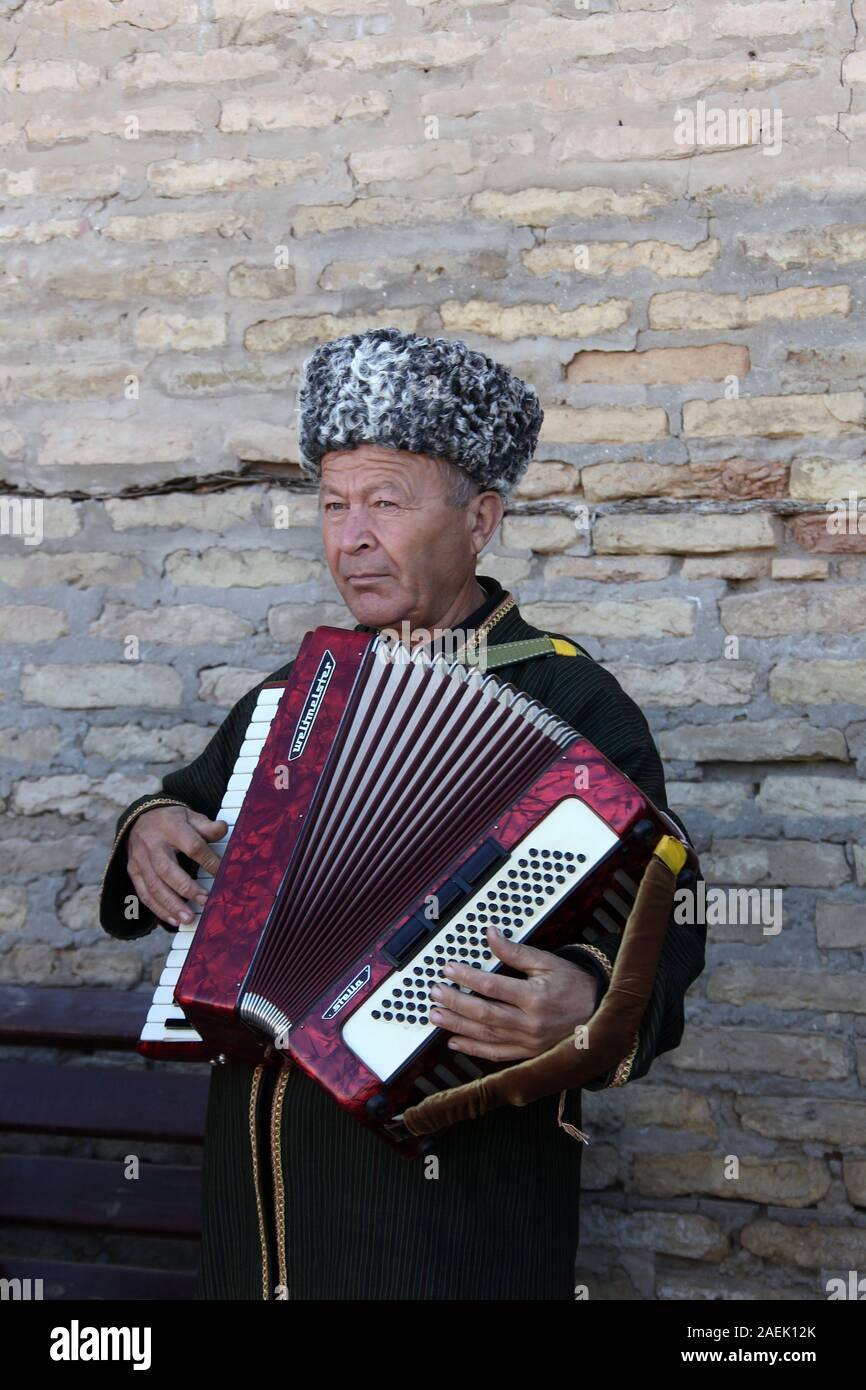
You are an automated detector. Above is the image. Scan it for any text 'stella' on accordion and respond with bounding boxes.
[140,626,698,1155]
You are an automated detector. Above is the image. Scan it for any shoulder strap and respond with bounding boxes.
[462,634,588,671]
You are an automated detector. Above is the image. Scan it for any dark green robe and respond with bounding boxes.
[99,574,705,1300]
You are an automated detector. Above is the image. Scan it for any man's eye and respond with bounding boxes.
[375,499,397,507]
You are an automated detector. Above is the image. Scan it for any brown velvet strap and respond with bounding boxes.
[401,841,682,1138]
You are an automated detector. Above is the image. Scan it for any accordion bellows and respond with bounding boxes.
[139,627,695,1156]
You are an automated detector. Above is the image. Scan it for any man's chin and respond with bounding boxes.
[340,581,407,629]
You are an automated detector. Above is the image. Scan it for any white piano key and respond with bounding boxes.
[159,967,183,989]
[153,984,178,1005]
[239,738,268,757]
[140,1021,202,1044]
[147,1003,190,1025]
[231,756,261,775]
[226,772,253,793]
[255,688,283,708]
[163,949,189,969]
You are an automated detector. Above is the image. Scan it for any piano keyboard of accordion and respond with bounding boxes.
[138,685,284,1057]
[139,625,692,1154]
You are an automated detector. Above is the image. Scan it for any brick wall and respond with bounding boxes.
[0,0,864,1298]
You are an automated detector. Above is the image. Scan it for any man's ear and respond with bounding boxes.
[470,490,505,553]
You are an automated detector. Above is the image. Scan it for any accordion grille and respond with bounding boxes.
[242,639,577,1026]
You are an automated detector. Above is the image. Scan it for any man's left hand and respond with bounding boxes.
[428,926,600,1062]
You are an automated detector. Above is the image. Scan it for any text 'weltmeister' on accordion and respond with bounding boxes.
[140,626,698,1156]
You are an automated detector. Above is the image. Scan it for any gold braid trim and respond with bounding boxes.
[568,943,614,981]
[270,1060,292,1299]
[98,796,191,904]
[248,1064,271,1302]
[606,1031,640,1088]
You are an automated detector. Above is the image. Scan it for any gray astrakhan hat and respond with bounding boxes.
[295,326,543,497]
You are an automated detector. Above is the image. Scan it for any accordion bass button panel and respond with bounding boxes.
[139,685,285,1051]
[341,796,620,1083]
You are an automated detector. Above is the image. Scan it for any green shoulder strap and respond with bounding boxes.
[461,634,590,670]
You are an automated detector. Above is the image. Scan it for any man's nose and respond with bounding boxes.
[338,505,377,549]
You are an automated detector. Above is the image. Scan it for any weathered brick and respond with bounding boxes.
[651,285,850,331]
[90,603,253,645]
[524,238,719,279]
[521,598,694,639]
[308,32,488,71]
[469,186,669,226]
[244,308,422,352]
[769,660,866,705]
[595,513,777,554]
[721,586,865,636]
[757,774,866,820]
[0,553,144,587]
[104,210,254,242]
[789,457,866,500]
[134,312,226,350]
[670,1024,847,1079]
[545,555,672,583]
[633,1152,830,1207]
[771,557,829,579]
[226,263,297,299]
[709,962,865,1014]
[147,155,320,198]
[606,663,757,707]
[541,405,667,445]
[660,720,846,764]
[82,724,211,763]
[500,515,581,554]
[568,344,748,386]
[581,458,787,502]
[701,838,849,887]
[736,1095,866,1146]
[105,491,258,532]
[114,47,282,89]
[580,1207,727,1262]
[791,513,866,553]
[513,461,579,498]
[21,663,183,710]
[350,141,474,186]
[683,391,864,439]
[165,548,320,587]
[681,555,770,580]
[741,1219,865,1271]
[440,299,631,342]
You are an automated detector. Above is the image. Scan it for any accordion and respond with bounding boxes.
[139,625,696,1155]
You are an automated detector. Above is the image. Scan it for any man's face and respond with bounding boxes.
[319,444,484,629]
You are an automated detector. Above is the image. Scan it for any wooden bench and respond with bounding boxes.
[0,984,210,1301]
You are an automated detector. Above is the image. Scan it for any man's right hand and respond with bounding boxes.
[127,805,228,928]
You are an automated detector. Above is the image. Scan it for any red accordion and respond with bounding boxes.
[139,626,694,1154]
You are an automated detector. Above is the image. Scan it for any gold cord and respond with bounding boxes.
[270,1060,292,1298]
[248,1063,271,1302]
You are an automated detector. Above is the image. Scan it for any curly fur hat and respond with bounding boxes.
[295,326,543,498]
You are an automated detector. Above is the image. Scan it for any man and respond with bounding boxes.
[99,327,705,1300]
